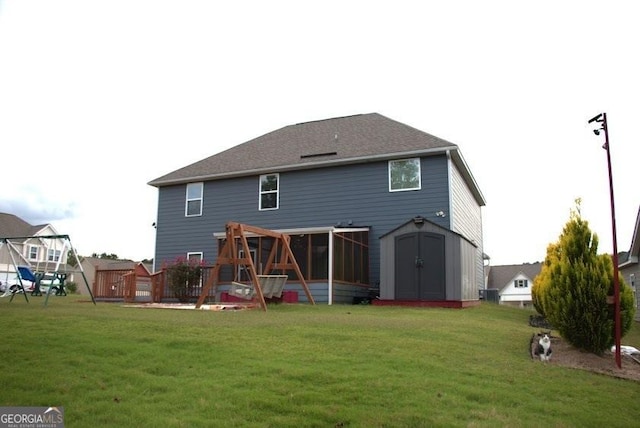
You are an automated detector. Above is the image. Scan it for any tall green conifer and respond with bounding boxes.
[532,200,636,353]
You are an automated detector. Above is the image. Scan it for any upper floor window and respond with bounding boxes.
[389,158,421,191]
[259,174,279,210]
[47,249,61,262]
[514,279,528,288]
[185,182,203,217]
[28,245,39,261]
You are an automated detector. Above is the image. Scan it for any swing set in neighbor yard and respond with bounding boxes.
[0,234,96,306]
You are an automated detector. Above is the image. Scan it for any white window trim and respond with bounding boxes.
[185,182,203,217]
[187,252,203,262]
[47,248,61,262]
[28,245,39,261]
[259,173,279,211]
[388,158,421,192]
[514,279,528,288]
[187,252,203,287]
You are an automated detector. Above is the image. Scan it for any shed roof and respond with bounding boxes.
[378,215,477,247]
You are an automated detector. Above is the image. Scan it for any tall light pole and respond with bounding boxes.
[588,112,621,369]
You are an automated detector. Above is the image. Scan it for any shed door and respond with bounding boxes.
[394,232,445,300]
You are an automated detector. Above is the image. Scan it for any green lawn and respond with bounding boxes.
[1,297,638,427]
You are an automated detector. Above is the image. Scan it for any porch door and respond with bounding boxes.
[394,232,445,300]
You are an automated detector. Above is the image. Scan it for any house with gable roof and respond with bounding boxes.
[148,113,486,305]
[0,212,70,287]
[485,262,542,307]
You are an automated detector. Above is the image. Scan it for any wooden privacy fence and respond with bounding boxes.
[123,272,152,303]
[96,265,296,304]
[147,267,218,303]
[94,269,130,299]
[94,267,218,303]
[94,268,152,302]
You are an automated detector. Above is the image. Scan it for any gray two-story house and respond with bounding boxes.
[148,113,486,306]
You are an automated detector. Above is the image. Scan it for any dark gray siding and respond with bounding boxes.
[154,155,452,286]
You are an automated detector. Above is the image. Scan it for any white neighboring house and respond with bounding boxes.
[485,262,542,308]
[0,212,70,290]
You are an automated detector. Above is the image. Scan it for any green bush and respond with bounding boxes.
[65,281,78,294]
[166,257,203,302]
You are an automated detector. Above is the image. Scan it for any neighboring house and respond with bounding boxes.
[619,205,640,315]
[485,262,542,307]
[148,113,486,305]
[0,213,70,286]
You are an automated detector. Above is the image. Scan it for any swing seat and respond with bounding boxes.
[229,282,255,300]
[228,275,288,300]
[257,275,288,299]
[15,266,39,294]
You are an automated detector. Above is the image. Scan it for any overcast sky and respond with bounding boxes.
[1,1,638,266]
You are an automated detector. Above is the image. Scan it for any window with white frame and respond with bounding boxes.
[389,158,421,191]
[187,252,203,287]
[28,245,39,261]
[514,279,528,288]
[259,173,279,210]
[47,249,61,262]
[185,182,203,217]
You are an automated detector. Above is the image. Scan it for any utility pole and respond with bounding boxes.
[588,112,621,369]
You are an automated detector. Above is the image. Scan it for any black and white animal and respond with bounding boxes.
[535,333,553,362]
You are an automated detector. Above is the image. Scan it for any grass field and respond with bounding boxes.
[1,297,638,427]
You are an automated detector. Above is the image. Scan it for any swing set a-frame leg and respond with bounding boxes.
[4,241,28,303]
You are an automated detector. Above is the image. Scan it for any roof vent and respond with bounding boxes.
[300,151,338,159]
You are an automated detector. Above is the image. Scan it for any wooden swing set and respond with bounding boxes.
[195,222,315,311]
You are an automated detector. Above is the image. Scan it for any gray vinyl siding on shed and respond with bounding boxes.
[449,157,484,293]
[379,220,478,301]
[154,155,452,285]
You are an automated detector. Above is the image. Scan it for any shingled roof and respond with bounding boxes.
[486,263,542,291]
[0,213,47,239]
[149,112,470,182]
